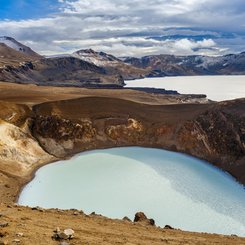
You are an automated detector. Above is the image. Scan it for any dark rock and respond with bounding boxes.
[31,206,44,212]
[123,216,132,222]
[134,212,155,226]
[149,219,155,226]
[134,212,148,222]
[164,225,174,230]
[0,223,8,228]
[0,231,7,238]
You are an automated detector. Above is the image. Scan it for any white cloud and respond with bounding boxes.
[0,0,244,56]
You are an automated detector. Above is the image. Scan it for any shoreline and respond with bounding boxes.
[16,143,245,205]
[14,146,245,238]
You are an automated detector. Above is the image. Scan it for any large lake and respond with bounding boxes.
[125,75,245,101]
[19,147,245,236]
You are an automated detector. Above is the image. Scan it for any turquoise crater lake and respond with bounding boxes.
[18,147,245,236]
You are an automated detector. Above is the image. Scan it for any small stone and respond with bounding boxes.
[73,211,79,216]
[59,242,70,245]
[149,219,155,226]
[16,233,23,237]
[13,239,20,243]
[123,216,131,222]
[164,225,174,230]
[0,223,8,228]
[31,206,44,212]
[0,231,7,238]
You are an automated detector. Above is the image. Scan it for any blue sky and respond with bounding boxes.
[0,0,62,20]
[0,0,244,56]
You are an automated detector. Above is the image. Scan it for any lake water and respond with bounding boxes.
[125,75,245,101]
[19,147,245,236]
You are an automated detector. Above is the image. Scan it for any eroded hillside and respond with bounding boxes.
[0,91,245,244]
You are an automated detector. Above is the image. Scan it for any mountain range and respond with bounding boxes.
[123,53,245,76]
[0,36,244,88]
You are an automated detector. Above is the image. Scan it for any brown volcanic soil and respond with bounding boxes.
[1,204,244,245]
[0,81,208,106]
[0,83,244,244]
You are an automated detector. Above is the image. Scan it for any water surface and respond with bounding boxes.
[125,75,245,101]
[19,147,245,236]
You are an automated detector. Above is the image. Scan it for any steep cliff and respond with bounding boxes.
[31,97,245,185]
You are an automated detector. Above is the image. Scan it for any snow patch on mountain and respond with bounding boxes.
[0,36,40,57]
[0,36,27,52]
[72,49,122,67]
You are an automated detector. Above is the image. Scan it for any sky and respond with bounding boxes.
[0,0,244,57]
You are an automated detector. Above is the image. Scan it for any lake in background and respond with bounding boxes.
[19,147,245,236]
[125,75,245,101]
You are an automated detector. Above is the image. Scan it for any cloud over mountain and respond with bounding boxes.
[0,0,244,56]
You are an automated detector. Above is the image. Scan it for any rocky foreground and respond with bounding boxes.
[0,83,244,244]
[1,204,245,245]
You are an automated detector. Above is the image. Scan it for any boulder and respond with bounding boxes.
[53,228,75,240]
[134,212,147,222]
[134,212,155,226]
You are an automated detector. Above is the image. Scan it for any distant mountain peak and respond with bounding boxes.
[76,48,96,54]
[0,36,41,58]
[72,48,120,66]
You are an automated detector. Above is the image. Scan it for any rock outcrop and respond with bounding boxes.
[134,212,155,226]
